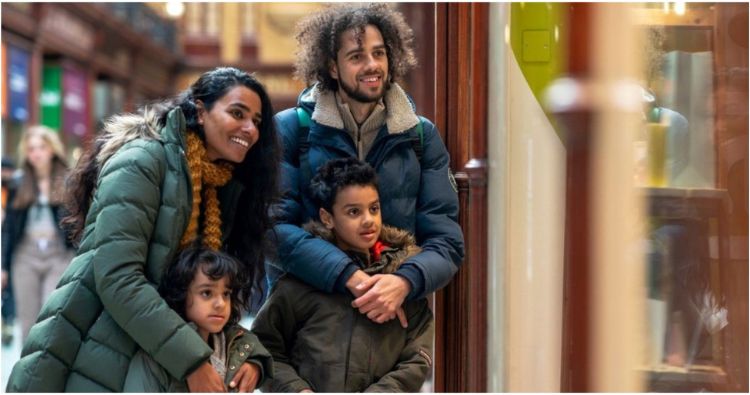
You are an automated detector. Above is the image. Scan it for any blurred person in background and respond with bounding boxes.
[2,158,18,345]
[1,157,17,218]
[6,67,280,393]
[1,126,74,344]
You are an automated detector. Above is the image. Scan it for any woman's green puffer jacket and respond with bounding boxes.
[6,108,246,392]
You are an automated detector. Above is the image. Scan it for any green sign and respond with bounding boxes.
[40,64,62,131]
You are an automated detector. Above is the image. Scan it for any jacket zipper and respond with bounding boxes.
[366,133,416,170]
[224,328,245,385]
[343,308,356,389]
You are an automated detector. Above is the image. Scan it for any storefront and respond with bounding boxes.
[408,2,747,392]
[1,3,178,162]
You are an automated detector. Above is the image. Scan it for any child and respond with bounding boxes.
[124,248,273,392]
[253,158,434,392]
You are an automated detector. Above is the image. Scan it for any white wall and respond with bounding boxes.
[487,3,567,392]
[486,4,508,391]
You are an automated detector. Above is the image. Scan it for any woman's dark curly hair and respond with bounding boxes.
[160,247,247,327]
[63,67,280,293]
[309,157,378,213]
[294,3,417,91]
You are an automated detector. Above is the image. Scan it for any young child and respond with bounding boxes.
[253,158,434,392]
[124,247,273,392]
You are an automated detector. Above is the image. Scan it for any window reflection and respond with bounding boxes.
[636,2,747,392]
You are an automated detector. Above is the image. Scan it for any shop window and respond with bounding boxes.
[636,2,747,392]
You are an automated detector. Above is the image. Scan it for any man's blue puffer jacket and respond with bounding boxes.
[269,84,465,301]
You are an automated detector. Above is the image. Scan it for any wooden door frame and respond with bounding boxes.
[432,3,490,392]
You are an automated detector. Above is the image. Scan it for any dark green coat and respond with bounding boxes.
[6,109,246,392]
[253,223,434,392]
[123,324,273,392]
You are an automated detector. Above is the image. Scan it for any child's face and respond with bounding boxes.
[320,184,382,254]
[185,268,231,341]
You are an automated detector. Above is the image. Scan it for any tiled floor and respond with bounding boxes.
[1,322,21,391]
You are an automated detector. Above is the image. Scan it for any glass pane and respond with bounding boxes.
[635,2,748,392]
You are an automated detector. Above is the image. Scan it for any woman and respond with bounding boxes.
[6,67,280,393]
[1,126,74,343]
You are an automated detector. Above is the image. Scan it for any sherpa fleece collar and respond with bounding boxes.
[307,83,420,135]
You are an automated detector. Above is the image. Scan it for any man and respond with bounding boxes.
[270,3,464,326]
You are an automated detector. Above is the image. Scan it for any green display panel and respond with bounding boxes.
[510,3,568,106]
[40,64,62,131]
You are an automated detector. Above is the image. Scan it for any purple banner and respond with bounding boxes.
[8,46,30,122]
[62,66,88,138]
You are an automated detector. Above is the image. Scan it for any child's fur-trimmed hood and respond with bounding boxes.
[302,220,421,274]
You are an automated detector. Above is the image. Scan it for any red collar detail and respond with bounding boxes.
[370,240,389,261]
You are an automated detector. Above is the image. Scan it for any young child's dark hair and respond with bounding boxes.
[160,247,248,327]
[308,158,378,213]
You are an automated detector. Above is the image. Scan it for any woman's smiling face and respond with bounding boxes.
[198,85,262,163]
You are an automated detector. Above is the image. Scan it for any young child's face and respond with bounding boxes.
[185,268,232,341]
[321,184,382,254]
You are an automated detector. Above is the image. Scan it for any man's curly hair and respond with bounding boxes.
[294,3,417,92]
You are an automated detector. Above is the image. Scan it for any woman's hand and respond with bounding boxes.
[229,362,260,392]
[300,389,314,393]
[187,362,226,392]
[351,274,411,328]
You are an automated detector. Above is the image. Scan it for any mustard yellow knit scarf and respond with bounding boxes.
[179,132,234,250]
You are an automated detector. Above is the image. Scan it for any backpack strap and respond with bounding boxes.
[296,107,313,185]
[296,106,311,130]
[411,116,426,162]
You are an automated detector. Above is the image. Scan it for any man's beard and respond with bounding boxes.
[339,76,391,103]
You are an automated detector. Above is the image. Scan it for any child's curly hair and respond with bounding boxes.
[293,3,417,91]
[309,157,378,214]
[160,247,248,328]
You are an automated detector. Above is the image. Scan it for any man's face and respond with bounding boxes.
[330,24,390,104]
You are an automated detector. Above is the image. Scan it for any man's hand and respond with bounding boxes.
[187,362,226,392]
[345,269,371,298]
[351,274,411,327]
[230,362,260,392]
[1,270,7,289]
[300,389,314,393]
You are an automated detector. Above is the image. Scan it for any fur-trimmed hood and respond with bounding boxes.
[302,220,421,274]
[298,83,420,135]
[95,107,167,166]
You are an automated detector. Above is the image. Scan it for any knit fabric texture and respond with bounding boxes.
[179,132,234,250]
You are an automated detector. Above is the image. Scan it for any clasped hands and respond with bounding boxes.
[346,270,411,328]
[187,361,260,393]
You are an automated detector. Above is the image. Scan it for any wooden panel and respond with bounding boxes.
[1,3,38,39]
[557,3,594,392]
[433,6,448,390]
[183,37,221,59]
[433,2,489,392]
[633,7,715,27]
[713,3,748,392]
[558,111,594,392]
[400,3,435,124]
[434,3,448,143]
